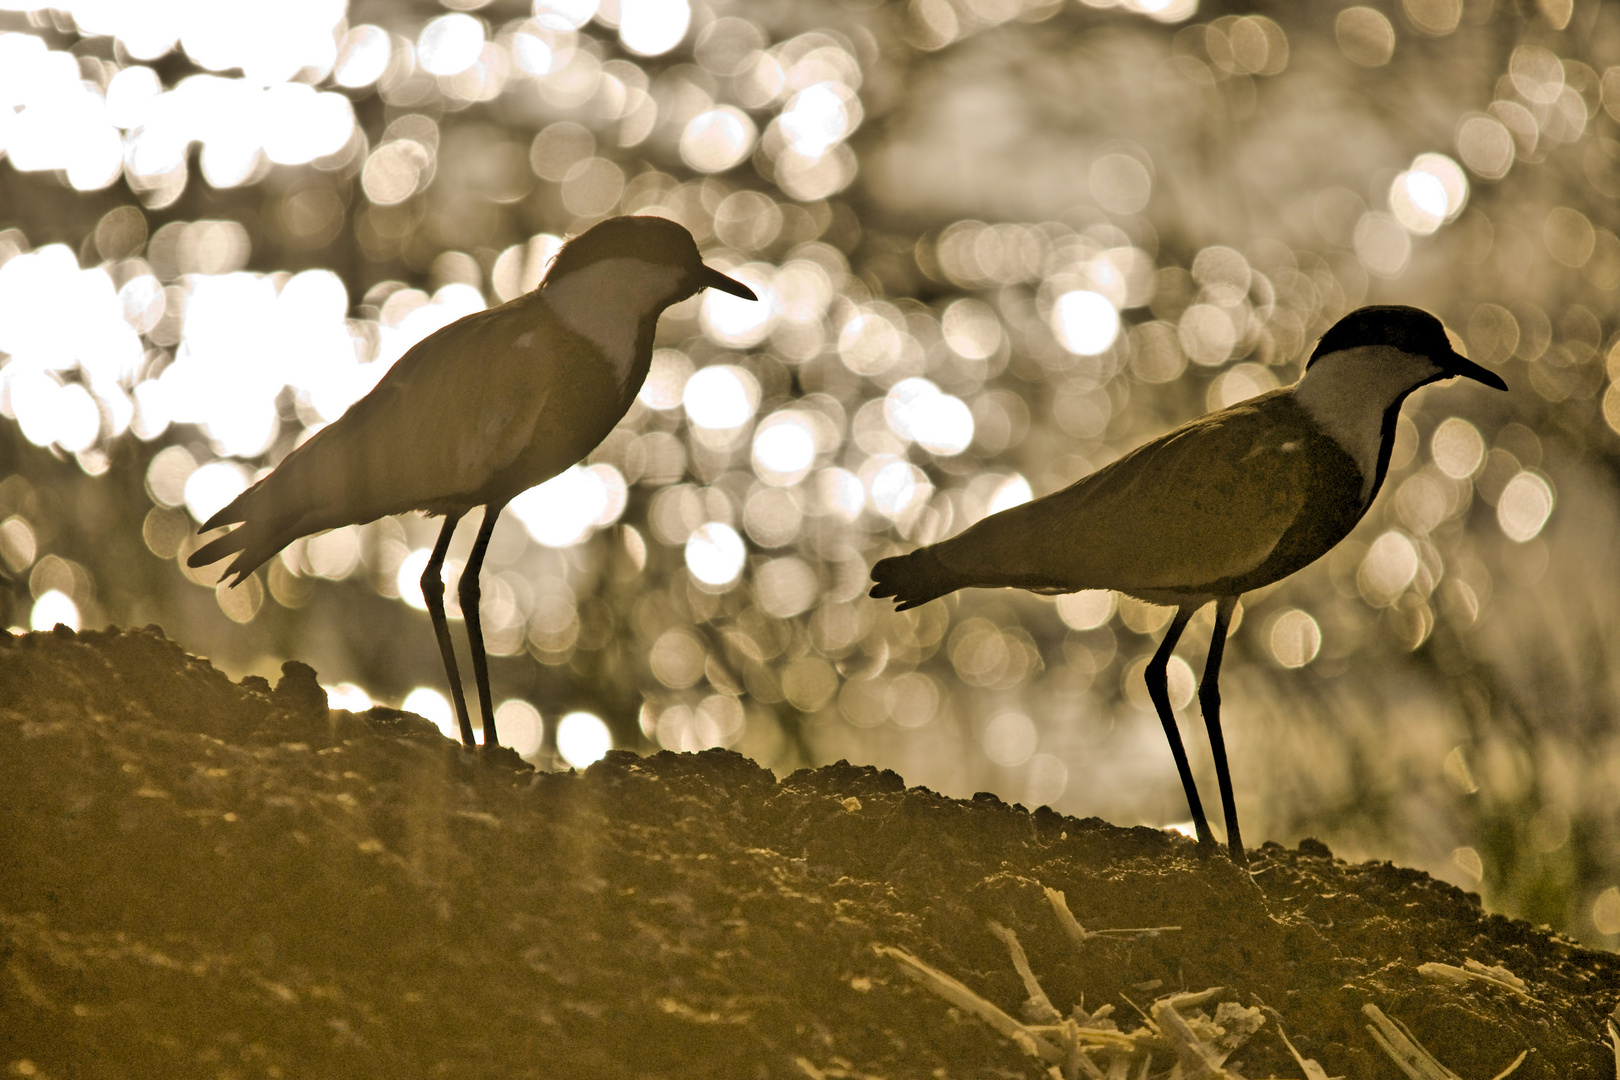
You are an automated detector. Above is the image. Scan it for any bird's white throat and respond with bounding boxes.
[1291,343,1444,502]
[542,257,686,387]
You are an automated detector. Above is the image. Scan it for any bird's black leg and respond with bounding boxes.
[421,511,477,749]
[457,502,506,750]
[1199,595,1245,865]
[1144,604,1215,848]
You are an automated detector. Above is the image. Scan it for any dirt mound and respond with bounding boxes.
[3,625,1617,1078]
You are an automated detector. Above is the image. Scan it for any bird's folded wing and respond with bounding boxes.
[301,295,567,515]
[935,392,1315,595]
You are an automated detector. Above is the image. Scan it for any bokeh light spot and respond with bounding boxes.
[940,298,1003,360]
[403,687,456,740]
[556,711,612,766]
[1268,609,1321,668]
[495,700,544,757]
[1390,169,1448,235]
[753,411,818,486]
[1354,211,1412,277]
[418,14,485,77]
[684,365,760,430]
[680,106,757,173]
[1089,153,1152,214]
[1336,6,1395,66]
[1456,115,1514,179]
[1056,590,1116,631]
[510,464,625,547]
[884,378,973,456]
[1497,471,1553,542]
[1051,291,1119,355]
[685,522,746,587]
[1432,418,1484,479]
[619,0,691,56]
[638,349,693,410]
[30,589,80,632]
[1359,530,1419,605]
[982,712,1037,768]
[1544,207,1596,268]
[335,25,391,88]
[183,461,249,525]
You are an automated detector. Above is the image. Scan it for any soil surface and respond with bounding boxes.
[3,625,1619,1079]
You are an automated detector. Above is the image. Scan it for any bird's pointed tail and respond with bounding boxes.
[186,477,312,587]
[869,547,963,611]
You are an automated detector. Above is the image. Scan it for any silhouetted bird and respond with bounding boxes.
[191,216,757,750]
[870,305,1508,863]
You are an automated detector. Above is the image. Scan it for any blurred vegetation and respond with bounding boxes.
[3,0,1620,946]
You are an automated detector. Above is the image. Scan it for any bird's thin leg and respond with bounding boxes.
[1144,604,1214,848]
[421,511,477,749]
[1199,594,1245,865]
[457,502,506,750]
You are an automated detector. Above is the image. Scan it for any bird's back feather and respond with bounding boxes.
[189,290,629,583]
[885,388,1366,605]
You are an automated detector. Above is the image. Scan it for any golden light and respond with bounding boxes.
[755,556,818,618]
[1178,304,1237,367]
[1089,153,1152,215]
[685,522,746,588]
[883,378,974,456]
[752,411,819,486]
[1497,472,1553,542]
[418,14,485,77]
[1353,211,1411,277]
[1268,609,1321,668]
[987,474,1032,515]
[334,25,391,88]
[1431,418,1484,479]
[1051,290,1119,356]
[679,106,757,173]
[402,687,456,739]
[30,589,79,632]
[1359,530,1419,605]
[509,464,626,547]
[1056,590,1116,631]
[867,459,931,519]
[182,460,249,524]
[618,0,691,57]
[637,349,693,410]
[1389,170,1448,235]
[1456,114,1514,179]
[324,683,374,712]
[1335,6,1395,67]
[700,265,773,346]
[982,712,1037,768]
[940,299,1003,360]
[683,364,761,430]
[495,700,545,757]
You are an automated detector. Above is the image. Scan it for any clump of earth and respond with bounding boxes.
[3,625,1618,1078]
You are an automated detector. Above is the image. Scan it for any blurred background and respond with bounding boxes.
[2,0,1619,944]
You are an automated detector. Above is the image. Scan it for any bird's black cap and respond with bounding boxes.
[549,215,757,300]
[1309,305,1508,391]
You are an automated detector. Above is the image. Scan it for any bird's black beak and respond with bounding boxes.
[698,264,758,301]
[1443,348,1509,391]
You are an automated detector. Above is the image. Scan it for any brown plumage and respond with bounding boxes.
[872,305,1508,862]
[190,216,756,750]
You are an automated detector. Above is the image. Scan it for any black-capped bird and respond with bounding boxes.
[190,216,757,750]
[870,305,1507,863]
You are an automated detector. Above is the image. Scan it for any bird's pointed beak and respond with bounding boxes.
[698,264,757,301]
[1443,349,1509,392]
